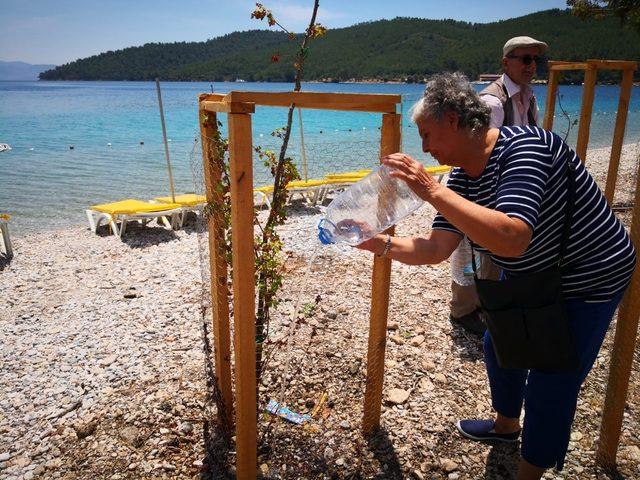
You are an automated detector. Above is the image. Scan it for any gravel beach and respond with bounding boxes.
[1,144,639,480]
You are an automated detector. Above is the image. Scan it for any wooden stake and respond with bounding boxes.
[546,61,588,71]
[586,59,638,70]
[597,149,640,468]
[228,111,257,480]
[198,95,234,435]
[535,59,640,470]
[543,69,560,131]
[362,113,401,435]
[225,91,400,113]
[604,68,635,204]
[575,64,598,163]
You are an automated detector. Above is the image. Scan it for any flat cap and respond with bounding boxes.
[503,36,548,57]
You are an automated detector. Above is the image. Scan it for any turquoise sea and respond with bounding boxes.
[1,80,639,235]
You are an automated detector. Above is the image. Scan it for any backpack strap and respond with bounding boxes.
[527,95,537,126]
[480,78,513,126]
[480,77,539,127]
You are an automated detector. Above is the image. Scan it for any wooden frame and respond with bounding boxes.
[544,59,639,469]
[362,113,400,435]
[199,68,639,474]
[544,59,637,199]
[199,91,401,479]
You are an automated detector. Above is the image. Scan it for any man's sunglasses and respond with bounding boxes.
[506,54,543,65]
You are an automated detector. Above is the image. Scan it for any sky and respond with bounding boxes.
[1,0,569,65]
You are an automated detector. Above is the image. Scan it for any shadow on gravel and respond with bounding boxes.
[449,323,485,362]
[91,223,179,246]
[181,213,205,234]
[0,253,12,271]
[483,441,521,479]
[200,292,235,479]
[118,224,179,247]
[264,431,335,479]
[366,429,403,480]
[596,465,628,480]
[286,200,323,217]
[202,421,234,480]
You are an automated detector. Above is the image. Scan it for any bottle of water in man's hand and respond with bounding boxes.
[450,239,479,286]
[318,164,424,245]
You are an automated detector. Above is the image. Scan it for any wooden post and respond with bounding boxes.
[198,95,234,435]
[597,154,640,468]
[543,69,560,131]
[362,113,401,435]
[228,111,257,479]
[604,68,635,204]
[575,63,597,163]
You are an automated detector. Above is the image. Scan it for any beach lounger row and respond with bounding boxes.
[86,166,451,238]
[86,193,265,238]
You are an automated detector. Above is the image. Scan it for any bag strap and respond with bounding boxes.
[558,156,576,265]
[470,154,576,277]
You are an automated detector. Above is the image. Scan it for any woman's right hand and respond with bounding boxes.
[382,152,442,202]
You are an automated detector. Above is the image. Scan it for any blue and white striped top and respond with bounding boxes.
[433,126,636,302]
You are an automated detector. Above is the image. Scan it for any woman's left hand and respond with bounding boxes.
[382,153,442,202]
[354,233,386,255]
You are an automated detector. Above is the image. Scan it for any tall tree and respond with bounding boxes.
[250,1,326,385]
[568,0,640,33]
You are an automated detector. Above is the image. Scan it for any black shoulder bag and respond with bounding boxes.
[471,159,579,373]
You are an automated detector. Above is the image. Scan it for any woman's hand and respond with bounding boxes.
[335,219,374,240]
[382,153,442,202]
[355,233,387,255]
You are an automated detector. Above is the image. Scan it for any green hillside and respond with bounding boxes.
[40,9,640,82]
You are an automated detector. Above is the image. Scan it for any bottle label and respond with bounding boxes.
[462,254,480,277]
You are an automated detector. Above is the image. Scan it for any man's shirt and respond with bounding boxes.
[482,74,539,128]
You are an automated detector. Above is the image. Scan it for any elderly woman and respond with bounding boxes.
[357,73,636,480]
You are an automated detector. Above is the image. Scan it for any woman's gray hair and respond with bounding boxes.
[410,72,491,135]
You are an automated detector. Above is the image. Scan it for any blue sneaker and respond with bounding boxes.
[456,419,520,443]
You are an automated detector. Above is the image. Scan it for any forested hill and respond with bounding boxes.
[40,9,640,82]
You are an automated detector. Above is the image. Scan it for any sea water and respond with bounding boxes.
[1,80,639,235]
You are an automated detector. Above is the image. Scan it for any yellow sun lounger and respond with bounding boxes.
[285,179,328,205]
[153,194,208,227]
[86,199,183,238]
[425,165,452,177]
[154,193,206,207]
[0,213,13,259]
[254,181,325,206]
[325,165,451,181]
[323,169,372,180]
[321,166,451,202]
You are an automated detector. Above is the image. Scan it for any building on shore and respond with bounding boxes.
[477,73,501,83]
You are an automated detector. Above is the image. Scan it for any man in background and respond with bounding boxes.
[449,35,548,335]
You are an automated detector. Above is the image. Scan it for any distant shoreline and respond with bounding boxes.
[21,77,640,87]
[7,78,638,87]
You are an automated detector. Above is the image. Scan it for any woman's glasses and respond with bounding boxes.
[506,54,542,65]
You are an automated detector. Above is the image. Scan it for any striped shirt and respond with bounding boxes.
[433,126,636,302]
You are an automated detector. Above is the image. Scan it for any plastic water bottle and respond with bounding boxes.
[317,164,424,245]
[450,239,478,286]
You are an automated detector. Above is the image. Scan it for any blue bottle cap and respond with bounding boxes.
[317,218,336,245]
